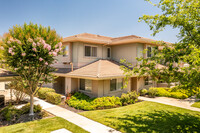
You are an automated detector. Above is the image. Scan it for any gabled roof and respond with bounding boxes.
[55,60,126,80]
[63,33,167,46]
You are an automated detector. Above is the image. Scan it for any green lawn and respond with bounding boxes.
[0,117,89,133]
[191,101,200,108]
[80,101,200,133]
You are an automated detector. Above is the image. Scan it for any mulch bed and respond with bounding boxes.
[0,110,54,127]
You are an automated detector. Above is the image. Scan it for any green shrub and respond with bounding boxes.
[66,92,123,110]
[92,96,122,109]
[170,92,188,99]
[120,91,138,105]
[20,103,42,114]
[140,89,148,96]
[148,88,158,98]
[46,92,61,104]
[37,87,55,99]
[0,105,21,121]
[155,87,171,97]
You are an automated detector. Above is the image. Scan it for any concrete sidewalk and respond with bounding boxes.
[34,97,120,133]
[139,96,200,112]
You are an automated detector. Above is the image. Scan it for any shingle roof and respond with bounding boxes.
[63,60,125,79]
[0,68,17,77]
[63,33,169,46]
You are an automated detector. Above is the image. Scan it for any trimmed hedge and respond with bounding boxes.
[46,92,61,105]
[147,87,189,99]
[121,91,138,105]
[66,92,137,111]
[37,87,55,99]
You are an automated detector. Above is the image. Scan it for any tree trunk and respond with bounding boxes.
[29,94,34,118]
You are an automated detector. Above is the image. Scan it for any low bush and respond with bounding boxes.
[155,87,171,97]
[20,103,42,114]
[37,87,55,99]
[0,105,21,122]
[0,103,42,122]
[148,88,158,98]
[66,92,135,110]
[121,91,138,105]
[147,87,189,99]
[170,92,188,99]
[140,89,148,96]
[46,92,61,105]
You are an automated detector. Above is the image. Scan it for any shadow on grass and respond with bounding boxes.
[106,110,200,133]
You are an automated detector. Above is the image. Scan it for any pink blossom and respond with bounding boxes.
[32,42,36,47]
[0,46,4,50]
[44,62,48,65]
[47,45,51,51]
[49,52,52,55]
[28,38,33,42]
[8,48,13,53]
[14,68,18,71]
[13,46,16,48]
[16,39,21,44]
[52,52,57,56]
[39,57,43,61]
[37,42,40,46]
[55,44,58,48]
[9,38,14,42]
[58,42,62,48]
[43,43,48,49]
[7,41,11,44]
[21,53,26,56]
[33,54,36,56]
[41,40,46,45]
[32,48,37,52]
[55,49,59,53]
[11,52,15,55]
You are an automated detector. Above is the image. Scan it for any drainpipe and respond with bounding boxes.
[70,62,73,72]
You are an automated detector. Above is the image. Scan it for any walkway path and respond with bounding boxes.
[33,97,120,133]
[139,96,200,112]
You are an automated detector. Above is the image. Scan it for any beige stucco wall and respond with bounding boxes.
[111,43,145,66]
[72,42,110,68]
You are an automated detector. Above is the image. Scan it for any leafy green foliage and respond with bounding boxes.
[147,87,189,99]
[66,92,132,111]
[0,103,42,122]
[121,0,200,93]
[140,89,148,96]
[120,91,138,105]
[46,92,61,105]
[191,101,200,108]
[37,87,55,99]
[20,103,42,114]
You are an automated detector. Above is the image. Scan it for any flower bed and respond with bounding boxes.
[65,92,138,111]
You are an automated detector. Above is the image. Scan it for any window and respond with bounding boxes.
[147,46,152,57]
[110,79,123,91]
[63,45,69,57]
[107,48,111,58]
[145,77,153,85]
[85,45,97,57]
[80,79,92,91]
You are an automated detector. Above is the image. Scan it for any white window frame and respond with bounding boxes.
[84,44,98,57]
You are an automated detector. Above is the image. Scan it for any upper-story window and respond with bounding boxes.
[147,46,152,58]
[63,45,69,57]
[85,45,97,57]
[107,48,111,58]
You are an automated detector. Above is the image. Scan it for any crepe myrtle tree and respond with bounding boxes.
[2,23,62,116]
[121,0,200,90]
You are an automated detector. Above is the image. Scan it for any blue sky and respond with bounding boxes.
[0,0,179,43]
